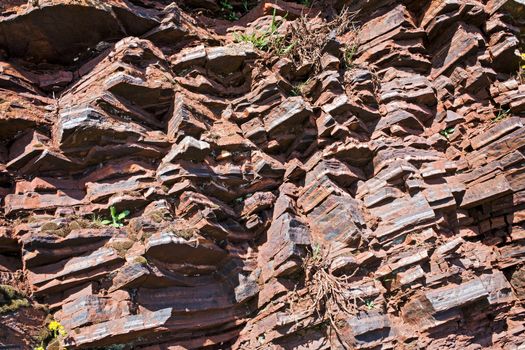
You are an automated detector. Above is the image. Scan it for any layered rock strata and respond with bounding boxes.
[0,0,525,349]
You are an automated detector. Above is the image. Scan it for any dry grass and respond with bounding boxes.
[275,7,358,74]
[236,7,359,74]
[517,53,525,84]
[293,245,363,348]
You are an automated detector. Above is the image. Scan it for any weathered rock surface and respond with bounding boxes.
[0,0,525,349]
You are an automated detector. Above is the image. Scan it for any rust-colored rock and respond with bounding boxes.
[0,0,525,349]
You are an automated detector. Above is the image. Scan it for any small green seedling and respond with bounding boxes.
[101,206,130,228]
[439,127,455,139]
[365,300,375,310]
[493,109,510,123]
[344,43,358,68]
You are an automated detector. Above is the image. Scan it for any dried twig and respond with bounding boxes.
[288,244,362,348]
[270,6,358,74]
[236,7,359,74]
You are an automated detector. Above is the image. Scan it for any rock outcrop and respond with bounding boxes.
[1,0,525,349]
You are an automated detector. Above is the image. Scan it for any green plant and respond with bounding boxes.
[343,43,358,68]
[220,0,239,21]
[0,284,19,300]
[236,7,357,76]
[235,31,270,50]
[101,206,130,228]
[493,108,510,123]
[233,193,253,204]
[48,320,67,338]
[290,79,310,96]
[0,285,29,314]
[34,320,67,350]
[365,300,375,310]
[0,298,29,314]
[439,127,455,139]
[234,9,289,52]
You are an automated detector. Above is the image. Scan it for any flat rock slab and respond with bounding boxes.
[145,232,227,266]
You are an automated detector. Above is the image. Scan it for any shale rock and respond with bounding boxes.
[0,0,524,349]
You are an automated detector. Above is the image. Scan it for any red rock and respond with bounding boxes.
[430,22,484,80]
[145,231,227,268]
[470,117,523,149]
[461,175,512,208]
[0,1,159,64]
[263,96,312,135]
[0,1,524,349]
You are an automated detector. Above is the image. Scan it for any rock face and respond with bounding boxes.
[0,0,525,349]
